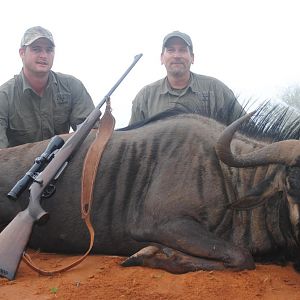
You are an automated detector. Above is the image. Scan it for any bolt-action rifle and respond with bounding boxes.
[0,53,143,280]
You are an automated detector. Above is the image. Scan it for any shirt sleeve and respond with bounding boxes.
[224,88,246,124]
[68,77,95,131]
[214,80,246,125]
[129,88,147,125]
[0,91,9,148]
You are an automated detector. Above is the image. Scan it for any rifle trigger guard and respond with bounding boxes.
[42,184,56,198]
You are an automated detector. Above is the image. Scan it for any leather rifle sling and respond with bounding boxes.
[22,100,115,276]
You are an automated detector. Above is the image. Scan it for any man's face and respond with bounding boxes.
[19,38,55,75]
[160,37,194,77]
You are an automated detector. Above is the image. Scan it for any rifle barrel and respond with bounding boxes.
[97,53,143,109]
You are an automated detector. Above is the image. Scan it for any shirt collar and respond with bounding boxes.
[20,70,57,93]
[160,72,198,95]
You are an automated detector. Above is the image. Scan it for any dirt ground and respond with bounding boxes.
[1,251,300,300]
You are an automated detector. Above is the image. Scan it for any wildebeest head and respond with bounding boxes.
[215,112,300,245]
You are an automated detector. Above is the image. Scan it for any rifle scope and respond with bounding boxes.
[7,135,65,200]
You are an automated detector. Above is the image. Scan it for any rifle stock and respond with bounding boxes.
[0,210,35,280]
[0,53,143,280]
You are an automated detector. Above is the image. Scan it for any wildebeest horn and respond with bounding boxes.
[215,112,300,167]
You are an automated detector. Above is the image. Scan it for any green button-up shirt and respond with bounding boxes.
[0,70,95,148]
[129,72,245,125]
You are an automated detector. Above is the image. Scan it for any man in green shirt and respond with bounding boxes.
[129,31,245,125]
[0,26,95,148]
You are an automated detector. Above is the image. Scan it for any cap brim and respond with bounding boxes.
[22,36,55,47]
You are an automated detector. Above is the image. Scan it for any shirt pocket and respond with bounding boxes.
[196,91,215,102]
[53,93,72,132]
[188,91,215,115]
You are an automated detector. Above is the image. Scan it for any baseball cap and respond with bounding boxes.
[162,31,193,52]
[20,26,55,47]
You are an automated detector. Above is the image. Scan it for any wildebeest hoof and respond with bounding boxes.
[224,248,256,270]
[121,245,228,273]
[121,245,161,267]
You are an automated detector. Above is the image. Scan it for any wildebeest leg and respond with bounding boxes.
[122,245,226,273]
[129,218,255,272]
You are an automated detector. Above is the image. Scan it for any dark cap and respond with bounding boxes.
[20,26,55,47]
[162,31,193,52]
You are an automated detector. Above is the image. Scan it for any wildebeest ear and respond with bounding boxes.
[285,166,300,202]
[228,175,284,210]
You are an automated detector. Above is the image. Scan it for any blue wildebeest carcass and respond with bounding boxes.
[0,109,300,275]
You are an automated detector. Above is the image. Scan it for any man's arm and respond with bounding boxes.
[67,77,95,131]
[224,89,246,123]
[214,80,246,125]
[129,88,147,125]
[0,91,9,148]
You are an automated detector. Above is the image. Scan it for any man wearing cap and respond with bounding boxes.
[0,26,95,148]
[129,31,245,125]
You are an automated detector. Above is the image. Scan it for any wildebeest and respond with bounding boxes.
[1,107,300,275]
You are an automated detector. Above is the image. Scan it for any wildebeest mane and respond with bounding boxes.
[242,101,300,141]
[118,99,246,131]
[117,107,191,131]
[118,100,300,142]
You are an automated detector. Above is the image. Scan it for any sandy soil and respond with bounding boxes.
[1,251,300,300]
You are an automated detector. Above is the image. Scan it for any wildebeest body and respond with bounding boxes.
[0,113,299,273]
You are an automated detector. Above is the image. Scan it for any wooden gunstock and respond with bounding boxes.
[0,210,35,280]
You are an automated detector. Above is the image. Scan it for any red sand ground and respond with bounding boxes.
[1,251,300,300]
